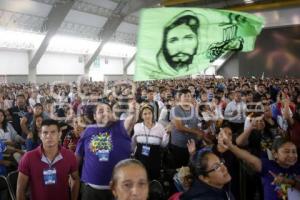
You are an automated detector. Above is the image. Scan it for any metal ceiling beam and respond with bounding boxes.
[28,0,75,71]
[162,0,200,6]
[84,0,160,74]
[229,0,300,11]
[123,53,136,75]
[31,0,139,25]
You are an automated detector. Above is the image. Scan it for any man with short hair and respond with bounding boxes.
[253,83,266,102]
[17,119,80,200]
[8,94,28,135]
[76,101,138,200]
[224,90,247,136]
[170,89,204,168]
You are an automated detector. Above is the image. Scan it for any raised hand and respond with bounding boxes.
[187,139,196,155]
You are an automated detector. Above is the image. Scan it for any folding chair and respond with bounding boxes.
[0,175,13,200]
[6,171,18,200]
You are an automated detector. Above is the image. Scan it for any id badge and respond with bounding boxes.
[96,150,110,162]
[43,168,57,185]
[141,145,150,156]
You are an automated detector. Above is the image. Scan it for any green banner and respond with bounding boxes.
[134,8,264,81]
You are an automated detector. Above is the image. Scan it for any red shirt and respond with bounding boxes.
[18,145,78,200]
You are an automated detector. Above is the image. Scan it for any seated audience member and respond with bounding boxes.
[132,105,169,180]
[8,94,29,135]
[0,138,24,175]
[25,115,43,151]
[63,116,85,152]
[17,119,80,200]
[20,103,48,136]
[0,109,25,147]
[179,149,234,200]
[223,137,300,200]
[110,159,149,200]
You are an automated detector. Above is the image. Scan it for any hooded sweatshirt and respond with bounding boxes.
[180,179,235,200]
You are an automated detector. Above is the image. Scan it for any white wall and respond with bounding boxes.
[89,56,125,81]
[37,52,84,75]
[127,61,135,75]
[0,50,132,82]
[0,50,28,74]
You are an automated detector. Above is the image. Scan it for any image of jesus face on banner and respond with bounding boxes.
[157,11,200,72]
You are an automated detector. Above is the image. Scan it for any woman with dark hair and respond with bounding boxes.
[222,136,300,200]
[63,116,86,152]
[180,148,234,200]
[110,159,149,200]
[132,104,169,180]
[25,115,43,151]
[0,109,24,146]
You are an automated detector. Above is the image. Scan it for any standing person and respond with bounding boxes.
[132,105,169,180]
[76,101,138,200]
[145,89,163,122]
[224,90,247,136]
[170,89,205,168]
[16,119,80,200]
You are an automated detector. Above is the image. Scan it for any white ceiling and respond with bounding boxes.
[0,0,138,43]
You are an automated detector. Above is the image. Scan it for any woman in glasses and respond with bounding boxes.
[180,148,234,200]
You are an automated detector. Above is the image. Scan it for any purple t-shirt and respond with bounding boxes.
[76,120,131,186]
[261,158,300,200]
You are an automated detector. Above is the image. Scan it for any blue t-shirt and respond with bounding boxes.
[76,120,131,186]
[0,140,7,175]
[261,158,300,200]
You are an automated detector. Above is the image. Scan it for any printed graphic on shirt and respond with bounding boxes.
[89,132,113,162]
[274,174,297,200]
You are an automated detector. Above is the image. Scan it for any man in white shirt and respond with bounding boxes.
[224,90,247,136]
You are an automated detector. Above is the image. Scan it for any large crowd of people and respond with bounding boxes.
[0,76,299,200]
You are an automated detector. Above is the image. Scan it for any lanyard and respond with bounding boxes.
[44,154,58,169]
[143,123,153,145]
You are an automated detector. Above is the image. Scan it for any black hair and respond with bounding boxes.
[189,147,213,177]
[31,115,43,143]
[41,119,60,131]
[0,109,8,132]
[272,137,294,152]
[33,103,43,109]
[178,89,191,97]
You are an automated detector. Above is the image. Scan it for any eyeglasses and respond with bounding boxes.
[205,159,226,174]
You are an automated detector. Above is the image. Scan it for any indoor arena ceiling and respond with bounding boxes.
[0,0,299,70]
